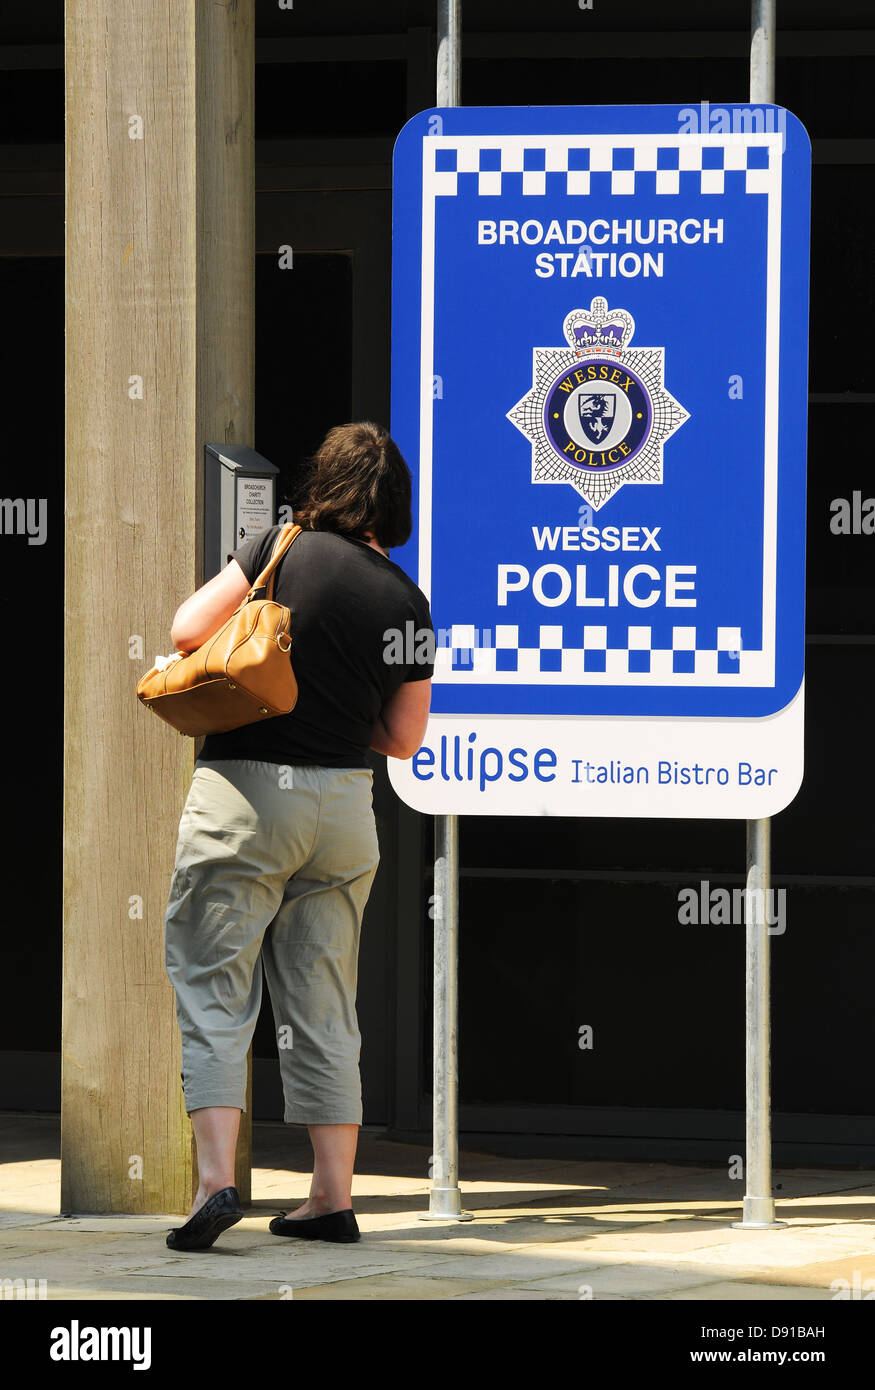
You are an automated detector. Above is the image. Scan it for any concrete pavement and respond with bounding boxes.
[1,1114,873,1301]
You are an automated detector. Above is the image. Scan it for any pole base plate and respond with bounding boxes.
[420,1187,474,1221]
[731,1194,788,1230]
[731,1219,789,1230]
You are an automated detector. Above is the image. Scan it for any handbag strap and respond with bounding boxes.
[247,522,303,602]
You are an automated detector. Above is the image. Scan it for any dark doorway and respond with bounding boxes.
[253,251,353,511]
[0,256,63,1109]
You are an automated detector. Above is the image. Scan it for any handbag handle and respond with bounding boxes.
[246,523,303,603]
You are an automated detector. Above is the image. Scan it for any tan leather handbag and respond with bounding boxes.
[136,523,302,736]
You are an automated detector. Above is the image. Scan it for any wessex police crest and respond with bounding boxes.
[507,297,689,510]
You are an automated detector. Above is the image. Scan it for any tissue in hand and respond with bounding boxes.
[153,652,185,671]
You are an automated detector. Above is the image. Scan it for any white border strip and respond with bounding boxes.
[418,131,782,688]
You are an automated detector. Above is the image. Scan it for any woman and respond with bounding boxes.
[162,422,433,1250]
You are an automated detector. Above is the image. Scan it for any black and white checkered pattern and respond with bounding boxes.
[431,141,773,198]
[435,623,748,679]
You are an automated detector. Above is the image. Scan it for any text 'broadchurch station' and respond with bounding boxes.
[477,218,726,276]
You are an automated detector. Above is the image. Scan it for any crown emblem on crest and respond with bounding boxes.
[563,298,635,357]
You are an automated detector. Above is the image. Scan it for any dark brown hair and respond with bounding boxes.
[294,421,413,550]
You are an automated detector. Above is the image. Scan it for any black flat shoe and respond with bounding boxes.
[269,1208,360,1243]
[166,1186,244,1251]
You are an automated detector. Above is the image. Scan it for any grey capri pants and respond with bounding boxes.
[163,758,380,1125]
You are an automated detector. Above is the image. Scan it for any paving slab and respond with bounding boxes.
[359,1213,672,1252]
[665,1230,875,1273]
[0,1211,63,1231]
[0,1229,150,1256]
[446,1287,583,1300]
[56,1239,471,1289]
[0,1253,201,1281]
[764,1190,875,1223]
[656,1281,839,1301]
[20,1284,203,1302]
[739,1251,875,1291]
[276,1274,523,1300]
[400,1246,606,1281]
[24,1216,206,1237]
[554,1217,764,1256]
[517,1263,726,1297]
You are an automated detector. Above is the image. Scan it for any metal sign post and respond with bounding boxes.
[733,0,787,1232]
[424,0,471,1223]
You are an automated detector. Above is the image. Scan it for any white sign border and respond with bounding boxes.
[417,129,784,696]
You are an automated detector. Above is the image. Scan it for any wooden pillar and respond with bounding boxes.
[63,0,255,1213]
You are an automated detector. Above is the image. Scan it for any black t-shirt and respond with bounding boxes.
[197,525,434,769]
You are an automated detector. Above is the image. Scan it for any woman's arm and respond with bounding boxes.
[370,678,432,760]
[170,559,253,652]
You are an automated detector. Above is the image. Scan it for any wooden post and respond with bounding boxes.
[63,0,255,1214]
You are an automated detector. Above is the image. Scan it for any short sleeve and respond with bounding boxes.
[226,525,282,585]
[403,591,435,682]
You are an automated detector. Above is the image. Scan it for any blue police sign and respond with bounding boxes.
[388,104,810,818]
